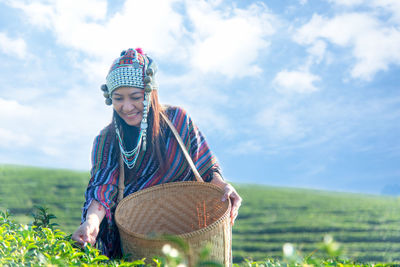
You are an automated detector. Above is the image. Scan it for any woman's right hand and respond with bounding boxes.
[71,219,100,247]
[72,200,106,247]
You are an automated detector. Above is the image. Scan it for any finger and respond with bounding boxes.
[229,198,240,212]
[72,237,82,246]
[72,229,84,240]
[231,213,237,225]
[71,232,79,242]
[230,207,238,219]
[72,234,85,247]
[231,193,242,207]
[222,185,233,202]
[81,233,94,247]
[82,234,89,242]
[88,234,97,246]
[230,198,241,225]
[230,209,239,226]
[74,240,85,247]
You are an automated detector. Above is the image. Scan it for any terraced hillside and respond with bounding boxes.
[1,164,400,263]
[0,164,88,233]
[234,185,400,262]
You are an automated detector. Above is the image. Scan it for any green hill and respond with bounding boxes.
[1,164,400,263]
[0,164,88,233]
[235,185,400,262]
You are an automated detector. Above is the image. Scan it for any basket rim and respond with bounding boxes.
[115,181,231,241]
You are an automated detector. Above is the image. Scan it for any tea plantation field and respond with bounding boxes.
[1,164,400,263]
[235,185,400,262]
[0,164,87,233]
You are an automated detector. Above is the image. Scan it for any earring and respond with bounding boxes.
[101,84,112,105]
[141,68,154,151]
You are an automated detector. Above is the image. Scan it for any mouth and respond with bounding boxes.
[123,111,141,119]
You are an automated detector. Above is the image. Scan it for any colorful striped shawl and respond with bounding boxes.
[81,106,222,257]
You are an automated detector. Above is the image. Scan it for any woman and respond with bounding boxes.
[72,48,242,258]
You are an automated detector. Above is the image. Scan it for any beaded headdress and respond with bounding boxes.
[100,48,158,169]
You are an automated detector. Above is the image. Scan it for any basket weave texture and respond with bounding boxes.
[115,181,232,266]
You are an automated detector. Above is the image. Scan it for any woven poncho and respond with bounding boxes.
[81,106,222,257]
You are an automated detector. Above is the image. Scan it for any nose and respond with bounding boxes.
[121,100,135,113]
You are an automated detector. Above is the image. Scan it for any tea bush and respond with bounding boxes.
[3,165,400,262]
[0,209,112,266]
[0,207,217,267]
[1,207,399,267]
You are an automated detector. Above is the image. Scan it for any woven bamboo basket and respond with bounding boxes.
[115,181,232,266]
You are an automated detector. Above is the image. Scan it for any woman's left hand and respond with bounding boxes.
[222,184,242,226]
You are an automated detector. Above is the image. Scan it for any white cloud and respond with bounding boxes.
[188,106,233,136]
[0,87,110,168]
[7,0,276,80]
[1,0,278,168]
[8,1,55,29]
[253,92,400,158]
[187,1,276,77]
[0,98,35,120]
[294,13,376,46]
[0,98,35,147]
[159,70,229,105]
[294,13,400,80]
[159,71,233,135]
[255,102,308,141]
[327,0,364,6]
[0,32,27,58]
[273,69,320,94]
[228,140,262,155]
[7,0,185,81]
[9,0,107,29]
[6,0,273,136]
[0,128,31,148]
[328,0,400,23]
[371,0,400,23]
[307,40,327,64]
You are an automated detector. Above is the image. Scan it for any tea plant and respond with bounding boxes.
[0,207,219,267]
[1,206,400,267]
[31,205,59,229]
[0,208,118,266]
[3,165,400,262]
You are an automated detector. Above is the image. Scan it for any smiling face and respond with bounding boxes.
[112,86,144,127]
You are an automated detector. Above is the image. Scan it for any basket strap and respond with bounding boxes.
[118,154,125,202]
[160,112,204,182]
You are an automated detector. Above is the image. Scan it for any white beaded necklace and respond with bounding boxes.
[114,118,143,169]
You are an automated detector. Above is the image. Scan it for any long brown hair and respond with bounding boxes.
[149,90,168,171]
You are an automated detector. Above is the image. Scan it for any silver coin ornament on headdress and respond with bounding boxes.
[100,48,158,169]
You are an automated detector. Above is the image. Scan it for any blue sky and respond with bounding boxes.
[0,0,399,194]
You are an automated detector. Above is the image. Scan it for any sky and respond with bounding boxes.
[0,0,399,195]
